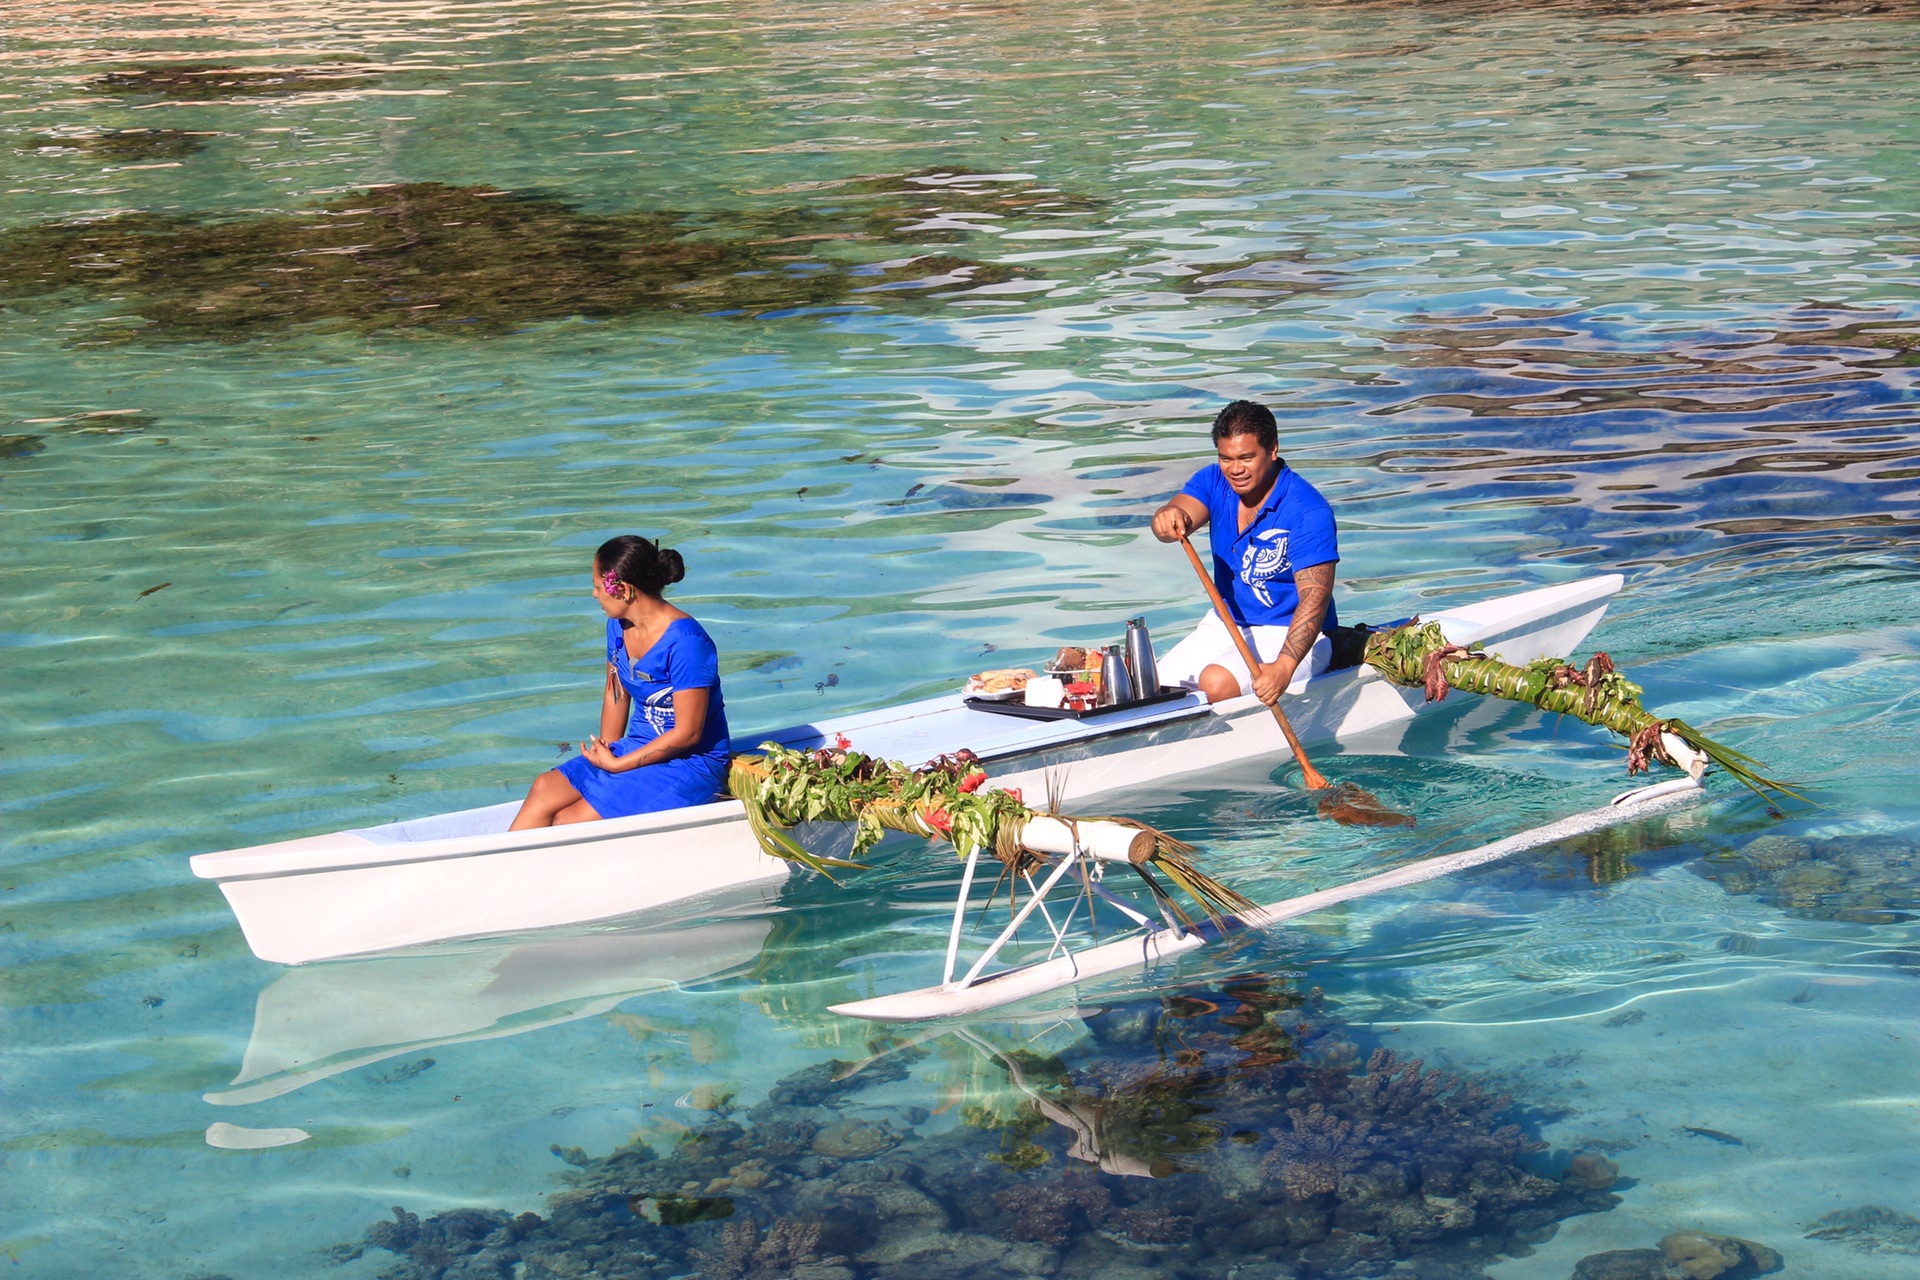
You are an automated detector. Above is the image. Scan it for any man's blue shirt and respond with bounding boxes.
[1181,463,1339,629]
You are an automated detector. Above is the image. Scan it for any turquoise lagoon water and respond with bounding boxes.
[2,2,1918,1277]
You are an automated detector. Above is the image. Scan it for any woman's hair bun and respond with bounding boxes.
[656,546,685,587]
[595,534,686,596]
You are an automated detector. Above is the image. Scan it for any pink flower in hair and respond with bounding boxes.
[600,570,622,595]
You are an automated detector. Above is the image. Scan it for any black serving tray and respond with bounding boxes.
[963,687,1191,721]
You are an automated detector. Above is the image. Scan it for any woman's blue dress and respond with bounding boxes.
[557,617,732,819]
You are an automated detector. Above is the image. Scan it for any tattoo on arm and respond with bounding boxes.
[1283,563,1335,662]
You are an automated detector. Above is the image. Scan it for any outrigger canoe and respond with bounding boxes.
[191,574,1627,967]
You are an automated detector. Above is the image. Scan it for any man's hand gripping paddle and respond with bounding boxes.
[1177,534,1412,828]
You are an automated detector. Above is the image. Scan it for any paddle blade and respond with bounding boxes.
[1316,782,1415,828]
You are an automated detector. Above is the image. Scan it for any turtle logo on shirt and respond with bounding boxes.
[1239,529,1293,607]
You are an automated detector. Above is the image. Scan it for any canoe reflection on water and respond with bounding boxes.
[203,888,781,1108]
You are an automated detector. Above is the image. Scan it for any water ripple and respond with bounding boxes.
[2,6,1918,1274]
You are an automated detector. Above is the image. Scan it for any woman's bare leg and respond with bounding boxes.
[552,798,603,825]
[510,770,587,830]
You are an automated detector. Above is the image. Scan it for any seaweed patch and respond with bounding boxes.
[0,176,1068,343]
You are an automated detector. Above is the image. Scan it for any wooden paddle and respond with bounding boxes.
[1178,534,1413,827]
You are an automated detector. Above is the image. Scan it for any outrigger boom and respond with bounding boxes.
[830,777,1708,1023]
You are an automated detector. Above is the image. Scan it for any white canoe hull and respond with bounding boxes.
[191,574,1623,964]
[196,799,786,965]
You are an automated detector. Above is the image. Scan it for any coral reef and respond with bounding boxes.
[810,1118,898,1160]
[1572,1251,1677,1280]
[692,1219,844,1280]
[350,980,1620,1280]
[989,1177,1191,1247]
[1341,1047,1538,1160]
[91,63,378,99]
[759,1050,919,1110]
[18,129,211,159]
[1563,1152,1619,1190]
[1805,1203,1920,1254]
[1570,1230,1779,1280]
[1658,1232,1779,1279]
[1265,1104,1378,1198]
[1698,832,1917,925]
[745,1117,817,1158]
[1229,1046,1564,1263]
[1258,1045,1540,1199]
[0,168,1091,344]
[343,1205,542,1277]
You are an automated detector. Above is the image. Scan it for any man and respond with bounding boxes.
[1150,400,1338,705]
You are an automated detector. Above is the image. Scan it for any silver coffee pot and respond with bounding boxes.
[1097,644,1134,707]
[1123,617,1158,698]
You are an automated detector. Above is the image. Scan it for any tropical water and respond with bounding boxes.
[3,2,1918,1277]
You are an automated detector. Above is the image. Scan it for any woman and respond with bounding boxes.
[510,535,732,829]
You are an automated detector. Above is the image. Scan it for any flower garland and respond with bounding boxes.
[726,738,1252,922]
[728,740,1030,873]
[1362,620,1800,804]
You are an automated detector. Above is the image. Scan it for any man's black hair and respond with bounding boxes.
[1210,399,1279,451]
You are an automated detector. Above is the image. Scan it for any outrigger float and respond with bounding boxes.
[191,573,1779,1018]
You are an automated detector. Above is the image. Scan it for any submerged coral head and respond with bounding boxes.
[0,181,1031,344]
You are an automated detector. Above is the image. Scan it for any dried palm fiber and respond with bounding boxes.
[727,744,1253,924]
[1362,620,1800,803]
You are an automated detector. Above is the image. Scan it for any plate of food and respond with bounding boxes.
[1043,645,1099,679]
[965,667,1035,701]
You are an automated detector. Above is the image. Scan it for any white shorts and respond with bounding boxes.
[1156,610,1332,697]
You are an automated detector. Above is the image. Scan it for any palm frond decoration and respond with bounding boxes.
[1362,620,1803,804]
[726,743,1252,922]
